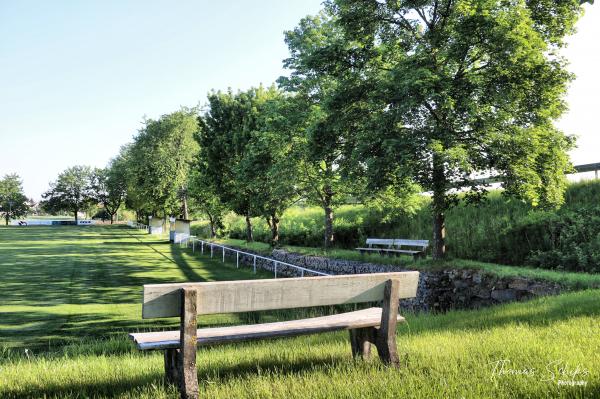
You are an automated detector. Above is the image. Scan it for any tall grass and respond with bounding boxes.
[1,289,598,398]
[193,180,600,270]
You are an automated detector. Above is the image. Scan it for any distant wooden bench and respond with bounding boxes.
[356,238,429,259]
[129,272,419,399]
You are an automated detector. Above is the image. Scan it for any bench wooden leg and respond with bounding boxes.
[165,348,180,385]
[375,279,400,367]
[349,327,375,359]
[179,288,199,399]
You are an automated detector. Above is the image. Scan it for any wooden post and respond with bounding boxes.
[375,279,400,366]
[179,288,199,399]
[164,348,180,385]
[349,327,376,359]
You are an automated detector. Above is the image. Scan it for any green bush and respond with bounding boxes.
[518,207,600,272]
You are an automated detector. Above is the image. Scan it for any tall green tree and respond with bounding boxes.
[235,92,301,245]
[317,0,585,258]
[42,166,94,222]
[188,167,228,239]
[200,87,278,242]
[129,109,199,220]
[0,174,29,225]
[90,155,127,224]
[279,13,364,248]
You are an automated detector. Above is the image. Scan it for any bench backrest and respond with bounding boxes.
[393,239,429,249]
[142,272,419,318]
[366,238,429,250]
[366,238,395,247]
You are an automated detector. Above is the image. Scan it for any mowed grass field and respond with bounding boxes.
[0,225,599,398]
[0,225,272,350]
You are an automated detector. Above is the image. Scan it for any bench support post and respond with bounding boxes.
[165,348,180,385]
[349,327,375,359]
[375,279,400,367]
[179,288,199,399]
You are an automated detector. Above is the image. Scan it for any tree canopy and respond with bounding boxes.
[0,174,30,225]
[128,108,199,219]
[42,166,94,222]
[90,154,128,224]
[289,0,585,257]
[200,86,294,242]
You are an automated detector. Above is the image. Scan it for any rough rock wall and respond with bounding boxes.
[217,245,565,312]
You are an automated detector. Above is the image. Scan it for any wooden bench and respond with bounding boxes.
[356,238,429,259]
[129,272,419,399]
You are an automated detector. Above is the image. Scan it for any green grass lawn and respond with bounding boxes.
[0,225,598,398]
[0,225,272,350]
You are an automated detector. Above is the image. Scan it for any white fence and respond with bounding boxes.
[127,222,329,278]
[185,236,330,278]
[128,221,149,232]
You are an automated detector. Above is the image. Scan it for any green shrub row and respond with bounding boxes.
[192,180,600,272]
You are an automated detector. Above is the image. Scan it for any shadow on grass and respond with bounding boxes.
[0,353,351,399]
[1,374,166,399]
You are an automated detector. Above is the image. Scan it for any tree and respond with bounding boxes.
[42,166,94,222]
[90,154,127,224]
[279,12,365,248]
[317,0,584,258]
[188,167,228,238]
[200,87,275,242]
[234,92,301,245]
[128,109,199,220]
[0,174,29,225]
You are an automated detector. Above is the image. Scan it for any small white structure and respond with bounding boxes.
[169,216,176,242]
[148,217,164,235]
[173,218,191,243]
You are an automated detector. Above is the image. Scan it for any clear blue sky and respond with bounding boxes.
[1,1,598,200]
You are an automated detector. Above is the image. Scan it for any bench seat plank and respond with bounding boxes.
[356,248,422,255]
[130,307,404,351]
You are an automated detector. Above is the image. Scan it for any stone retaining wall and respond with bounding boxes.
[221,245,565,312]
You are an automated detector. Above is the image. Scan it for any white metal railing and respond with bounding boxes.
[187,237,330,278]
[126,222,329,278]
[128,221,149,232]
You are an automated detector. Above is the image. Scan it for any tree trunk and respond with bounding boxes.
[270,214,280,247]
[110,213,114,224]
[207,214,217,238]
[5,215,9,226]
[432,210,446,259]
[74,210,78,223]
[323,187,334,249]
[245,214,253,242]
[181,188,189,220]
[431,152,447,259]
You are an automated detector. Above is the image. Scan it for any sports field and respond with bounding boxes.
[0,225,598,398]
[0,225,271,350]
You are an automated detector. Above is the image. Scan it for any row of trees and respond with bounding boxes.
[41,0,588,258]
[41,164,126,223]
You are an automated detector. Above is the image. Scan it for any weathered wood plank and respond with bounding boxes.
[392,239,429,247]
[178,288,198,399]
[355,248,422,254]
[130,307,405,350]
[142,272,419,318]
[375,279,400,367]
